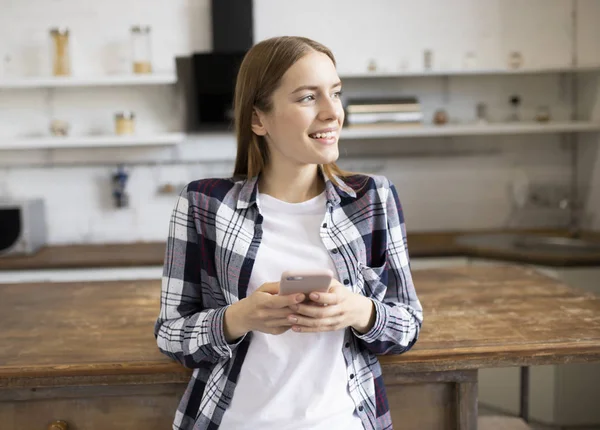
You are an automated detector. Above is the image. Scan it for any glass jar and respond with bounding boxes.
[509,95,521,122]
[535,106,551,123]
[131,25,152,74]
[50,27,71,76]
[115,111,136,135]
[508,51,523,69]
[423,49,433,70]
[476,103,488,123]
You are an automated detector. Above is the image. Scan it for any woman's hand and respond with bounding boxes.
[286,279,376,334]
[224,282,305,341]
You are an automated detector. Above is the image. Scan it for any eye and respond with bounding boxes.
[332,90,343,99]
[299,94,316,103]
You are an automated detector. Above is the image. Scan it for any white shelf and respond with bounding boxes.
[0,133,184,150]
[340,121,600,139]
[340,65,600,79]
[0,73,177,89]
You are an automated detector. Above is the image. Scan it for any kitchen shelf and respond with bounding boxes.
[0,73,177,89]
[0,133,184,150]
[340,65,600,79]
[340,121,600,139]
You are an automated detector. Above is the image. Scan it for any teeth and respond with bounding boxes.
[312,131,335,139]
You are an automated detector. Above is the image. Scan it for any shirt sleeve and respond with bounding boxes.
[351,178,423,355]
[154,188,246,368]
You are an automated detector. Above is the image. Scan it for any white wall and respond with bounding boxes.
[0,0,599,244]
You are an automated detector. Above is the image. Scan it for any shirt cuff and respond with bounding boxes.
[206,305,247,359]
[351,299,388,343]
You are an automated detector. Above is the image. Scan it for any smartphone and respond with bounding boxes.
[279,268,334,297]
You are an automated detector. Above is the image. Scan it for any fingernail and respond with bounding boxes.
[310,293,319,300]
[288,316,298,322]
[296,294,304,302]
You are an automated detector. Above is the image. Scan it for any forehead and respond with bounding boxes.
[279,51,339,90]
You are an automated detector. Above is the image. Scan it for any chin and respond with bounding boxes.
[315,142,339,161]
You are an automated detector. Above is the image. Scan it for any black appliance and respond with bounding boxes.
[182,0,254,131]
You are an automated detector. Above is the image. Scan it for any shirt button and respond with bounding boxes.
[350,374,355,379]
[343,279,350,285]
[332,249,339,254]
[345,342,350,348]
[358,406,364,412]
[322,223,327,228]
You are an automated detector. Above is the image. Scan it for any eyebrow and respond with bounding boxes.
[290,81,342,95]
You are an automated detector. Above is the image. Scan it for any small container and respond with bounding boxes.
[423,50,433,70]
[115,111,136,135]
[367,59,377,72]
[509,95,521,122]
[508,51,523,69]
[476,103,488,123]
[433,109,449,125]
[50,27,71,76]
[131,25,152,74]
[1,54,15,78]
[463,52,477,70]
[535,106,551,123]
[49,119,70,137]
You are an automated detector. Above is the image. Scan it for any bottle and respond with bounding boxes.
[131,25,152,74]
[50,27,71,76]
[509,96,521,122]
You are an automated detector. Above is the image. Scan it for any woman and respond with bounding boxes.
[155,36,423,430]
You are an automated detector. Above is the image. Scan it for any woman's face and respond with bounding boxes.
[253,51,344,169]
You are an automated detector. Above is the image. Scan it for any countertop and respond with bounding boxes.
[1,228,599,271]
[1,264,599,385]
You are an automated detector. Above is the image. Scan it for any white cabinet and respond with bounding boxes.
[0,266,163,284]
[410,257,469,270]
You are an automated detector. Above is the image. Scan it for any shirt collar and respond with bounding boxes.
[235,165,357,210]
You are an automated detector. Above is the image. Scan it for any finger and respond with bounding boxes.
[257,282,280,294]
[308,291,340,306]
[288,314,340,328]
[266,308,299,319]
[268,293,305,309]
[292,325,340,333]
[294,303,341,319]
[264,318,295,328]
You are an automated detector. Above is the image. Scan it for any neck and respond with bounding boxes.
[258,163,324,203]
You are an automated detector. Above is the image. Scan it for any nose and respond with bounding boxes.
[317,95,342,122]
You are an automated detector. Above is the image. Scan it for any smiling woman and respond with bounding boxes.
[154,36,423,430]
[233,36,349,191]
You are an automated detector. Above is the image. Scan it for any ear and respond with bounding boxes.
[251,109,267,136]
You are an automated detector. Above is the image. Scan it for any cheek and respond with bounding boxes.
[282,106,315,129]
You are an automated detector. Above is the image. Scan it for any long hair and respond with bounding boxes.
[232,36,356,186]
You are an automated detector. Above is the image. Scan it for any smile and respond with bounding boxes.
[309,131,337,139]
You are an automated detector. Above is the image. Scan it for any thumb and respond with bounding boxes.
[257,282,280,295]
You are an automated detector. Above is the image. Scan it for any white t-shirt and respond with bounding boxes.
[219,190,364,430]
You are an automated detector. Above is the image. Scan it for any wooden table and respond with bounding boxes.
[1,265,599,429]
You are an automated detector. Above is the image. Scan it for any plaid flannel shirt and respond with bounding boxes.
[154,171,423,430]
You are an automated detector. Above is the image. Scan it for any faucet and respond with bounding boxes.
[112,165,129,209]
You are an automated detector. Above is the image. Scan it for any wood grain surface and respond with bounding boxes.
[1,264,599,385]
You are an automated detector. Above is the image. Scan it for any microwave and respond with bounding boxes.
[0,199,47,256]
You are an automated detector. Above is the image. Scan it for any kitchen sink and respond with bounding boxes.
[454,233,600,255]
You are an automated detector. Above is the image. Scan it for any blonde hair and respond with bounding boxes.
[232,36,355,186]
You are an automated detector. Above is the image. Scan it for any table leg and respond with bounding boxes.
[520,366,530,423]
[456,380,478,430]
